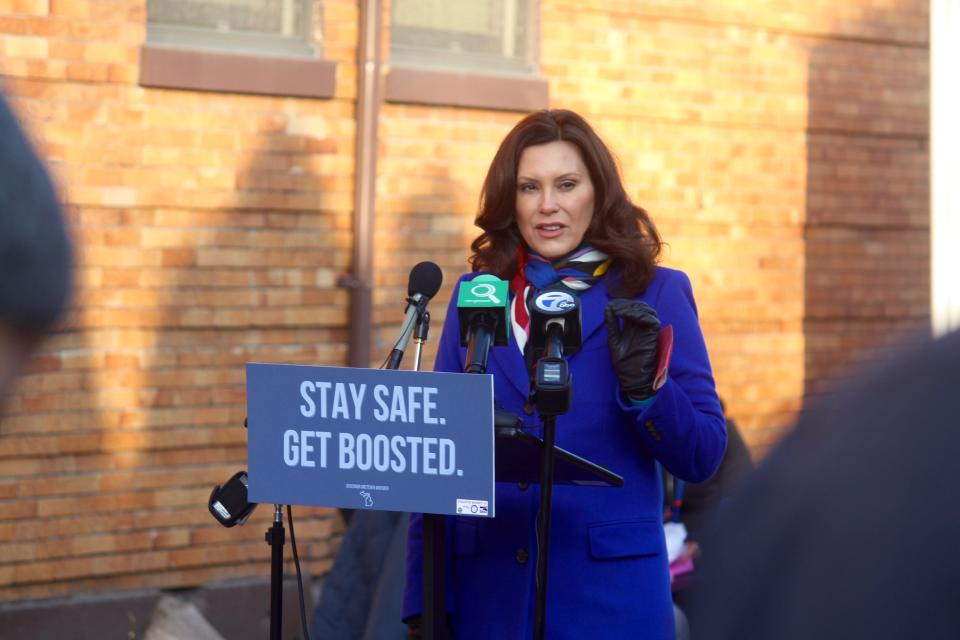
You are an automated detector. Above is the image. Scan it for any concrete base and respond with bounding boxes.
[145,595,225,640]
[0,576,320,640]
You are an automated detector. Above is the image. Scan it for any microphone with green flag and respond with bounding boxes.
[456,275,510,374]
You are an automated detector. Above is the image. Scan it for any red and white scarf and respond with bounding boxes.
[509,244,611,355]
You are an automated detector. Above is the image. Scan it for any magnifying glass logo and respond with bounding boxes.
[470,282,501,304]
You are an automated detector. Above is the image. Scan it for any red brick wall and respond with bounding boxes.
[0,0,359,601]
[0,0,929,602]
[533,0,930,451]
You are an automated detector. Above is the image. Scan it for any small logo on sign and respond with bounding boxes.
[456,499,489,516]
[359,491,373,507]
[534,290,576,312]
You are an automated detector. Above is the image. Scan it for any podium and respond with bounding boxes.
[420,414,623,639]
[494,418,623,488]
[243,355,622,639]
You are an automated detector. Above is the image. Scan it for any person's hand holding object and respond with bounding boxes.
[604,299,664,401]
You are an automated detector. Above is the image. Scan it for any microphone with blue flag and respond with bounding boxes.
[528,286,582,416]
[528,285,582,361]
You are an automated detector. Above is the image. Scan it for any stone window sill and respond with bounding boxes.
[384,65,548,112]
[139,44,336,99]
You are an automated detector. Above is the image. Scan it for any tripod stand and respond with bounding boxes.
[266,505,285,640]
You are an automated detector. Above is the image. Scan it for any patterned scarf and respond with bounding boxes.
[509,243,612,355]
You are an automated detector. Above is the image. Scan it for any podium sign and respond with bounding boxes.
[246,363,495,517]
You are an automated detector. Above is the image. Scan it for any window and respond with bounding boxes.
[386,0,547,112]
[140,0,335,99]
[147,0,314,58]
[391,0,535,75]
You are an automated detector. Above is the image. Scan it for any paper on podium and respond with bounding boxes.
[495,424,624,487]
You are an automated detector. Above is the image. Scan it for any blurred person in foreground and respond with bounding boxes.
[691,327,960,640]
[664,401,754,640]
[403,109,726,639]
[0,91,72,400]
[665,400,754,605]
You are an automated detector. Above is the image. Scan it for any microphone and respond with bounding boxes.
[385,261,443,370]
[528,285,582,360]
[456,274,510,374]
[529,286,582,416]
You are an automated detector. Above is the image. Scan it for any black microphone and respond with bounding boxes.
[528,286,582,360]
[456,275,510,374]
[529,287,581,416]
[385,261,443,370]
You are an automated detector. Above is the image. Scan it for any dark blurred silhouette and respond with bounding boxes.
[667,405,754,547]
[310,510,408,640]
[665,406,754,640]
[0,91,72,399]
[691,328,960,640]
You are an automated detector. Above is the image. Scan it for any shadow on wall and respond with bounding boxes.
[373,169,472,371]
[0,95,116,606]
[0,110,353,639]
[135,120,351,639]
[803,2,931,401]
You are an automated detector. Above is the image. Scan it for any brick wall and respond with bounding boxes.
[537,0,930,451]
[0,0,359,601]
[0,0,929,603]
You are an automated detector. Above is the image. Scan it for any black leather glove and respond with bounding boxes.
[604,299,661,400]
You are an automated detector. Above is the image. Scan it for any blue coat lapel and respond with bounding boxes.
[578,273,613,346]
[489,320,530,398]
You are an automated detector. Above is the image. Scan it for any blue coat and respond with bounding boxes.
[404,266,726,639]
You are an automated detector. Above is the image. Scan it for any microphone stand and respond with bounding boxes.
[388,303,447,640]
[532,322,572,640]
[267,504,285,640]
[387,295,429,370]
[416,309,451,640]
[208,469,286,639]
[412,310,430,371]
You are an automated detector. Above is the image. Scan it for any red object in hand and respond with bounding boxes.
[652,325,673,392]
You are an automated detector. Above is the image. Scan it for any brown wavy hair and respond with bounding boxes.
[469,109,662,297]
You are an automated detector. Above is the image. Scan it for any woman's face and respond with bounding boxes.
[515,140,595,260]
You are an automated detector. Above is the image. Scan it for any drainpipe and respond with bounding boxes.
[341,0,383,367]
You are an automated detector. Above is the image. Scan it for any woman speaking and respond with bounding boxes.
[404,109,726,639]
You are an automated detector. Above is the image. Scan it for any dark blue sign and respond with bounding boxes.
[245,363,495,517]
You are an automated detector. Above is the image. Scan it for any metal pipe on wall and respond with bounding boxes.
[344,0,383,367]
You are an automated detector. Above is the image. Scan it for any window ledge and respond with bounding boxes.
[139,44,336,99]
[384,65,548,112]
